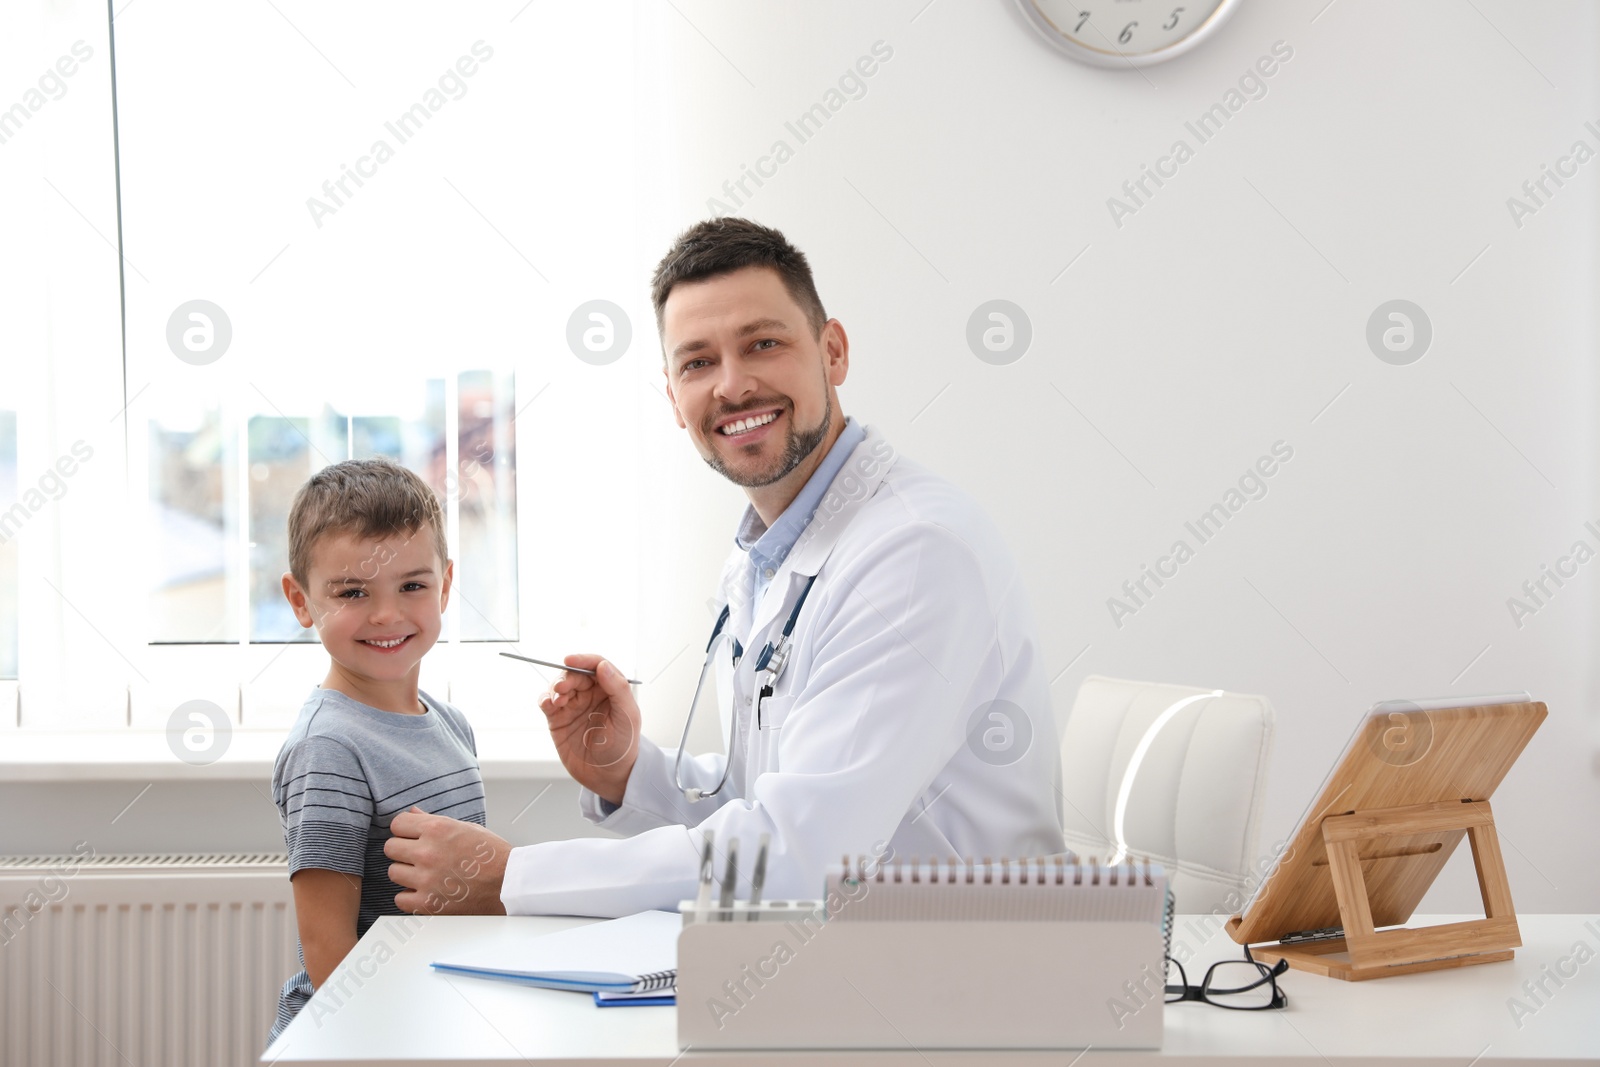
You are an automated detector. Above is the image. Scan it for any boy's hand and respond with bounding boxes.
[386,808,509,915]
[538,655,640,807]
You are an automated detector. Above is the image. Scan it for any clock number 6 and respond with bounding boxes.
[1164,7,1185,30]
[1119,20,1137,44]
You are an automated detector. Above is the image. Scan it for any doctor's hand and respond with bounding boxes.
[538,654,640,807]
[385,808,509,916]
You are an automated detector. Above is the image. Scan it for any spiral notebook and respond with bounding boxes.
[431,909,679,993]
[825,855,1170,926]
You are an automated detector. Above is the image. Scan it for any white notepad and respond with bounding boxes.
[431,910,679,993]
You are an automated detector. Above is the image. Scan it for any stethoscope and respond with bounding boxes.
[674,573,819,802]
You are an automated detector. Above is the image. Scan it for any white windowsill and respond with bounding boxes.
[0,729,566,783]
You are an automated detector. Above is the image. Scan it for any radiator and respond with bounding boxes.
[0,853,297,1067]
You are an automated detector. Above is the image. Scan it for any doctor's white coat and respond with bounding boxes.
[501,425,1065,916]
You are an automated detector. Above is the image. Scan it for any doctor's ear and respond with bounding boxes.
[821,319,849,387]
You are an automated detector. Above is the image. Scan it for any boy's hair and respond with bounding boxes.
[650,218,827,341]
[287,457,447,587]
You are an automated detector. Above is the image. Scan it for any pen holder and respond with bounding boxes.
[674,903,1164,1050]
[680,900,825,925]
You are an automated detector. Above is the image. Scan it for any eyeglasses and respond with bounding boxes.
[1165,948,1289,1010]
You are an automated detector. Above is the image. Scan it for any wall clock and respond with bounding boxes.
[1016,0,1242,67]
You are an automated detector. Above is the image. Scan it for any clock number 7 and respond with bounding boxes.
[1076,10,1091,32]
[1119,20,1137,44]
[1164,7,1185,30]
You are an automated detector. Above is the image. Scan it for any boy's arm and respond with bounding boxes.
[291,869,362,989]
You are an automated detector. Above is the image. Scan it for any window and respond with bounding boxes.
[9,0,648,735]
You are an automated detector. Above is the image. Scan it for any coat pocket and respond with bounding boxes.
[752,693,795,774]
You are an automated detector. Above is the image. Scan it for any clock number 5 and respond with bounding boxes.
[1075,10,1091,32]
[1164,7,1185,30]
[1119,20,1137,44]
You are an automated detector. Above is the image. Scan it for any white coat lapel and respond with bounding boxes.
[711,426,899,649]
[745,426,898,639]
[716,549,756,645]
[786,425,896,578]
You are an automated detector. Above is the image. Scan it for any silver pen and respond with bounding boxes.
[695,830,715,921]
[747,833,770,921]
[499,652,642,685]
[718,837,739,921]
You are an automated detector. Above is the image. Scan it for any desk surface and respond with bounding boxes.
[265,913,1600,1066]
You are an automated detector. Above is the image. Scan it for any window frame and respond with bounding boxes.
[7,0,648,744]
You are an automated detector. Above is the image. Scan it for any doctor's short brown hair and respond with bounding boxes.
[650,218,827,340]
[286,457,448,587]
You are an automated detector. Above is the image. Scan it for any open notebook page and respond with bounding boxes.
[431,910,679,992]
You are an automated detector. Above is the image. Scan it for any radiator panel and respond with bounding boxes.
[0,854,297,1067]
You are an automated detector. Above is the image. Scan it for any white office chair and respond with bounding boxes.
[1058,675,1274,914]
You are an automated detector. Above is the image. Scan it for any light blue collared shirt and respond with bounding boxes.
[735,417,867,611]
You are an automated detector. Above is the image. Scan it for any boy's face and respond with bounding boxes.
[281,528,452,687]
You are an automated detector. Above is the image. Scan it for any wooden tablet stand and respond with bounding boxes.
[1228,697,1544,980]
[1242,798,1520,981]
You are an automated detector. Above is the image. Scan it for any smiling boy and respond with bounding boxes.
[266,457,487,1045]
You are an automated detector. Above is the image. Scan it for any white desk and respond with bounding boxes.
[265,913,1600,1066]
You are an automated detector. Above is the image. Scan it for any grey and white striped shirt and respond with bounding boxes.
[267,687,486,1045]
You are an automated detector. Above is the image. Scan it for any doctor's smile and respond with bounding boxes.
[715,409,780,438]
[709,399,788,450]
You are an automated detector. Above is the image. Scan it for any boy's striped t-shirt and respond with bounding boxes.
[266,687,487,1045]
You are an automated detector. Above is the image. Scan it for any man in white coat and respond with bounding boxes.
[385,219,1064,916]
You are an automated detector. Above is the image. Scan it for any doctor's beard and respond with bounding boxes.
[704,393,832,489]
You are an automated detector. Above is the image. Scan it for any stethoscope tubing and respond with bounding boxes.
[672,573,819,802]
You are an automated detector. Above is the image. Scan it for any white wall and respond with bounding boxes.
[625,0,1600,913]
